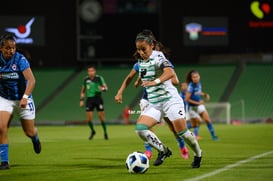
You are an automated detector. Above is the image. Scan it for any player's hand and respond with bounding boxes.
[115,94,122,104]
[205,94,210,101]
[20,98,28,108]
[141,80,156,87]
[134,80,140,88]
[80,101,84,107]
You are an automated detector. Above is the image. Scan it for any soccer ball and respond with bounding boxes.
[125,151,149,174]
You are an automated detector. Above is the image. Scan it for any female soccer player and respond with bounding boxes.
[185,70,219,141]
[132,30,202,168]
[180,82,202,140]
[0,33,41,170]
[115,30,189,160]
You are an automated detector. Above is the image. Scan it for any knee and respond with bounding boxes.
[135,124,149,135]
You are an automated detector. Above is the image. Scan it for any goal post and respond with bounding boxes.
[205,102,231,124]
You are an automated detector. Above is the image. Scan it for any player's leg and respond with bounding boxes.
[136,105,172,166]
[19,98,41,154]
[21,119,41,154]
[85,98,96,140]
[86,111,96,140]
[190,110,202,140]
[0,97,18,169]
[98,111,108,140]
[144,141,152,160]
[139,99,153,160]
[0,111,11,170]
[172,118,202,168]
[97,97,108,140]
[165,100,202,168]
[164,117,189,159]
[198,105,218,140]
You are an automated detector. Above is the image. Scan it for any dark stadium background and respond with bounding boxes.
[1,0,272,67]
[1,0,272,123]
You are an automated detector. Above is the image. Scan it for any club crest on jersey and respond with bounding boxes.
[12,64,17,71]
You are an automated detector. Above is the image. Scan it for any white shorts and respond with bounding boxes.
[190,104,207,115]
[189,109,200,119]
[0,96,36,120]
[140,96,186,123]
[139,99,149,112]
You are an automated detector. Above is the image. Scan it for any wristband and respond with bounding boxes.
[80,98,84,101]
[154,78,161,84]
[23,94,29,99]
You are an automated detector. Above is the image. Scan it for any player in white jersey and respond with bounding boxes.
[115,29,189,160]
[133,30,202,168]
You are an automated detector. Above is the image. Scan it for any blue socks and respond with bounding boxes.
[144,142,152,151]
[176,138,185,149]
[194,126,199,137]
[0,144,9,163]
[187,121,192,129]
[207,122,216,138]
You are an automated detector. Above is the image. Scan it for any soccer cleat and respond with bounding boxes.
[104,133,108,140]
[0,162,10,170]
[180,147,189,159]
[144,150,152,160]
[153,147,172,166]
[212,136,219,141]
[33,139,41,154]
[88,131,96,140]
[191,155,202,168]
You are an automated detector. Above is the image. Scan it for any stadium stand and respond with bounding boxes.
[33,65,141,124]
[228,63,273,121]
[10,63,271,125]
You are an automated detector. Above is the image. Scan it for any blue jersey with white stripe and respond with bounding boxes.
[187,82,202,106]
[0,51,30,100]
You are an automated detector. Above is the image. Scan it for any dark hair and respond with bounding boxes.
[133,29,171,59]
[0,33,16,47]
[87,65,96,70]
[185,69,199,84]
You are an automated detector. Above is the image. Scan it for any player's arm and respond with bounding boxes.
[99,76,108,92]
[142,67,174,87]
[134,76,142,88]
[80,85,85,107]
[20,67,35,108]
[115,69,137,104]
[201,91,210,101]
[171,70,179,86]
[185,91,204,105]
[100,83,108,92]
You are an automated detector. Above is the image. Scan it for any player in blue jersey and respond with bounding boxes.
[180,82,202,140]
[0,33,41,170]
[185,70,219,141]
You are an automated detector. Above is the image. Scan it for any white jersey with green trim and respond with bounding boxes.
[138,50,178,104]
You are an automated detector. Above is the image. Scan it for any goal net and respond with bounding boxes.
[205,102,231,124]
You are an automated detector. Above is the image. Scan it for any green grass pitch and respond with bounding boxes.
[1,124,273,181]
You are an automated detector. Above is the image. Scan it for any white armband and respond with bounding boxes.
[154,78,161,84]
[23,94,29,99]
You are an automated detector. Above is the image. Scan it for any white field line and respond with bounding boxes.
[184,151,273,181]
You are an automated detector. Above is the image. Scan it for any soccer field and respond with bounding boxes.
[2,124,273,181]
